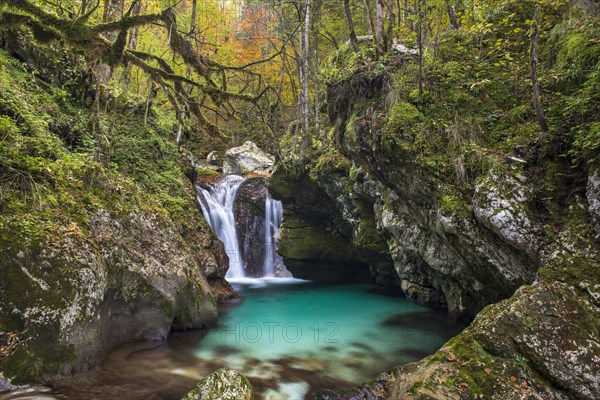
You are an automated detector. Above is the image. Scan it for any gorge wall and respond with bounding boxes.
[0,40,228,386]
[270,1,600,397]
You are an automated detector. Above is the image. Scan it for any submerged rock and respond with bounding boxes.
[181,368,253,400]
[222,141,275,176]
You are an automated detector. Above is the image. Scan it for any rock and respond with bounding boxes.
[0,207,223,383]
[207,151,224,166]
[473,173,540,256]
[233,178,287,277]
[400,279,446,309]
[391,41,420,55]
[587,165,600,237]
[207,279,239,302]
[181,368,253,400]
[269,168,375,283]
[472,282,600,400]
[222,141,275,176]
[0,373,17,392]
[312,370,396,400]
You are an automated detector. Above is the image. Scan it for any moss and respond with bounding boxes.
[182,368,253,400]
[0,45,217,383]
[387,101,424,132]
[0,327,76,384]
[354,199,389,255]
[309,146,352,180]
[278,222,363,263]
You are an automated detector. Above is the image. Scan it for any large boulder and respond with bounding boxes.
[222,141,275,176]
[181,368,253,400]
[0,208,222,384]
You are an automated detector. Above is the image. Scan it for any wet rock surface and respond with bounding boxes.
[233,178,285,277]
[269,168,375,283]
[181,368,253,400]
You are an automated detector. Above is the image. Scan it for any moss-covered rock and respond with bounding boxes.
[0,46,225,384]
[181,368,253,400]
[270,167,383,283]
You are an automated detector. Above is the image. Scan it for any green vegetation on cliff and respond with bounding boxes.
[0,43,220,382]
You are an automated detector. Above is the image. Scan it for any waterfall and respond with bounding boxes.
[197,175,289,279]
[264,194,283,277]
[196,175,245,279]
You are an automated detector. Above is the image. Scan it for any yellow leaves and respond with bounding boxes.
[514,27,522,33]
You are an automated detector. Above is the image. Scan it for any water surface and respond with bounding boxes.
[1,280,464,400]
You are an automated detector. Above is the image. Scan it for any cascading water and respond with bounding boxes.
[196,175,245,278]
[264,194,283,277]
[197,175,289,279]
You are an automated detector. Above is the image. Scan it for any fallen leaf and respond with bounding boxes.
[484,368,491,374]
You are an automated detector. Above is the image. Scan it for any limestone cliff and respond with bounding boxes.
[271,1,599,398]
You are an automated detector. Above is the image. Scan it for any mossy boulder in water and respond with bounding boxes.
[181,368,253,400]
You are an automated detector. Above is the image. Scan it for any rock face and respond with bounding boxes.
[233,178,286,277]
[181,368,253,400]
[0,206,225,384]
[271,161,539,318]
[473,173,540,256]
[587,164,600,238]
[269,168,386,283]
[222,141,275,176]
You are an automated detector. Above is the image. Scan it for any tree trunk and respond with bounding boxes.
[128,0,142,51]
[313,20,320,137]
[387,0,396,50]
[344,0,360,52]
[190,0,197,34]
[97,0,124,86]
[80,0,89,16]
[300,0,311,159]
[446,0,459,29]
[376,0,385,56]
[123,0,142,89]
[418,0,424,95]
[362,0,376,37]
[530,6,548,133]
[296,2,305,160]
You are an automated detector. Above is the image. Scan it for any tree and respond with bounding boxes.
[0,0,285,143]
[530,5,548,133]
[375,0,385,56]
[344,0,361,52]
